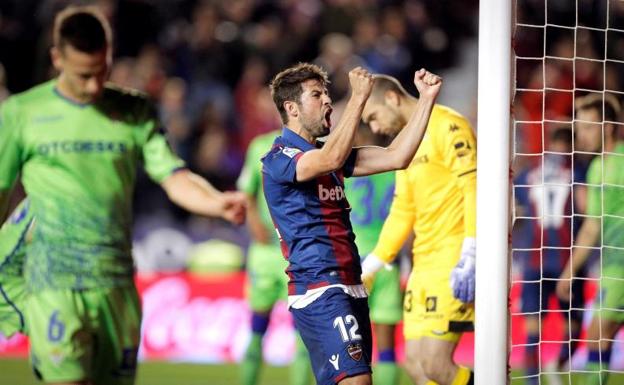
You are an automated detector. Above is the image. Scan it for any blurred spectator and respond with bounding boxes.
[314,32,366,100]
[234,56,281,150]
[190,103,242,192]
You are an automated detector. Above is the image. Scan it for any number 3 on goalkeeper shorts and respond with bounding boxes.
[333,315,362,342]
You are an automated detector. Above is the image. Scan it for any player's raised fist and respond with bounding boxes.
[348,66,374,100]
[414,68,442,100]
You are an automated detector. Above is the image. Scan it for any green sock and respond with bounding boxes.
[290,333,312,385]
[373,362,400,385]
[241,333,263,385]
[585,360,609,385]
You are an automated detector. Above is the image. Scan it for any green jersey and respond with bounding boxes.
[237,130,280,246]
[0,80,184,291]
[586,142,624,269]
[345,171,396,256]
[0,199,33,278]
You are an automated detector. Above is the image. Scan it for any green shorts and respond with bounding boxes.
[368,265,403,325]
[0,275,27,337]
[246,242,288,312]
[25,285,141,385]
[597,264,624,322]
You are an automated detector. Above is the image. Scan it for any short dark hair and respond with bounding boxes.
[269,62,330,124]
[550,127,572,146]
[53,6,111,53]
[575,93,621,122]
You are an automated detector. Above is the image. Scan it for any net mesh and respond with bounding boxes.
[511,1,624,384]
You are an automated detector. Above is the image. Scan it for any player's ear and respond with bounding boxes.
[284,100,299,118]
[50,46,63,71]
[384,90,401,107]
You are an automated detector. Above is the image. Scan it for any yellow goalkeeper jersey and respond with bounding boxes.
[372,104,476,268]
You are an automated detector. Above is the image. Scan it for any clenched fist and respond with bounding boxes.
[348,66,374,101]
[413,68,442,100]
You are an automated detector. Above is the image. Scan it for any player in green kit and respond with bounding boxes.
[0,6,246,385]
[345,125,403,385]
[0,199,33,338]
[557,94,624,385]
[237,130,312,385]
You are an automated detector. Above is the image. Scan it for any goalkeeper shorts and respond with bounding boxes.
[403,245,474,341]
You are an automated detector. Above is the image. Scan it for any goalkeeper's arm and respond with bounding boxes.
[363,171,415,286]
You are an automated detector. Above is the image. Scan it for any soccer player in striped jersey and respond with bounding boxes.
[557,94,623,385]
[360,75,476,385]
[345,126,402,385]
[0,200,33,338]
[262,64,441,385]
[514,127,584,385]
[237,129,312,385]
[0,6,246,385]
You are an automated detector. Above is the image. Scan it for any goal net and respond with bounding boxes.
[510,1,624,384]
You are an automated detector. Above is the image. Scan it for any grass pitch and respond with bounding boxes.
[0,359,413,385]
[1,358,622,384]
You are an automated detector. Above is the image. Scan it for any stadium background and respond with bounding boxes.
[0,0,622,384]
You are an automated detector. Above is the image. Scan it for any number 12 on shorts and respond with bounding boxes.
[333,315,362,342]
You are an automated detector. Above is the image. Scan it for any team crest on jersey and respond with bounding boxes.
[453,137,473,158]
[282,147,302,158]
[347,343,363,361]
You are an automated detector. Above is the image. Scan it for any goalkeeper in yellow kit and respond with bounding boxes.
[360,75,476,385]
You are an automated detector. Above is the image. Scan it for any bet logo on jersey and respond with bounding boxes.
[318,184,345,201]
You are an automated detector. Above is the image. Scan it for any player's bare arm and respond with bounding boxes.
[352,69,442,177]
[161,169,247,225]
[295,67,373,182]
[556,217,600,301]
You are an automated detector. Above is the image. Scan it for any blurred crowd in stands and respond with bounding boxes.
[2,0,623,275]
[0,0,478,271]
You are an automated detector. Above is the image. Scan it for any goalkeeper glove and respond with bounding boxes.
[361,253,387,292]
[450,237,476,303]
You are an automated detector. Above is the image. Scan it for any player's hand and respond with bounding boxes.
[556,269,572,302]
[220,191,247,225]
[413,68,442,100]
[450,237,476,303]
[361,253,386,293]
[348,67,374,101]
[362,271,375,292]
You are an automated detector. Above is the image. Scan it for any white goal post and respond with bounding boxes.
[475,0,513,384]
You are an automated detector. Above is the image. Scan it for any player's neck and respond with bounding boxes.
[288,122,316,144]
[55,76,92,105]
[401,96,420,120]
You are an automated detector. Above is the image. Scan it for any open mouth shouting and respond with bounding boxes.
[323,107,333,127]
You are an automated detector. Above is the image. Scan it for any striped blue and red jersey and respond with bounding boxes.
[261,128,362,296]
[515,154,575,272]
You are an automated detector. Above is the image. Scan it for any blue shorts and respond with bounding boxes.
[291,288,372,385]
[521,268,584,322]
